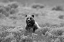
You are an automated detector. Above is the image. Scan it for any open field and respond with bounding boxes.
[0,1,64,42]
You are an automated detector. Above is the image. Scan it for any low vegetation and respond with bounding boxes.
[52,6,64,11]
[30,3,45,9]
[0,1,64,42]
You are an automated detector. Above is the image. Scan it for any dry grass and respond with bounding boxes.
[0,1,64,42]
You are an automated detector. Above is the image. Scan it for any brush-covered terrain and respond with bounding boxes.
[0,1,64,42]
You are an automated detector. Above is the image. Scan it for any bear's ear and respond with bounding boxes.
[32,15,34,17]
[25,15,27,17]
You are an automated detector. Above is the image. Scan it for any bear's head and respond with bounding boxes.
[25,15,35,27]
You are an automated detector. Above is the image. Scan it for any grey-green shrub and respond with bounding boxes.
[52,6,63,11]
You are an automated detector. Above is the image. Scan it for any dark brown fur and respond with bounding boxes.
[25,15,38,33]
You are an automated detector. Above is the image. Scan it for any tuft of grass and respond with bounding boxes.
[9,9,19,15]
[58,15,64,19]
[20,35,33,42]
[35,27,51,36]
[52,6,63,11]
[0,2,19,18]
[7,2,19,9]
[49,28,64,37]
[30,3,44,9]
